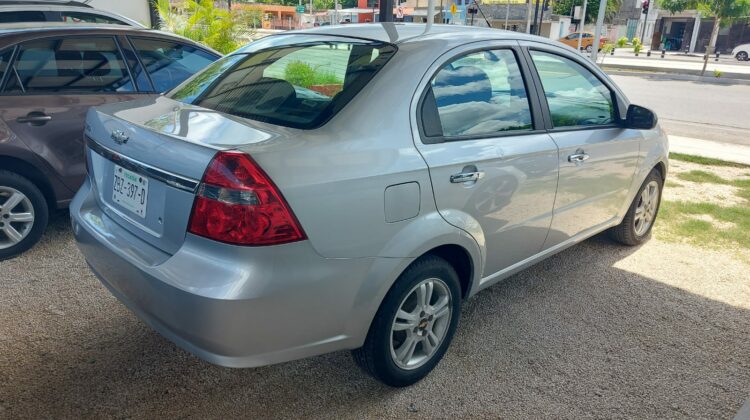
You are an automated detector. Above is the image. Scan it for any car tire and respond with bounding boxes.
[737,51,749,61]
[609,169,663,246]
[586,45,593,53]
[352,255,461,387]
[0,170,49,261]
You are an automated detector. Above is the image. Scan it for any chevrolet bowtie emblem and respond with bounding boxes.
[110,129,129,145]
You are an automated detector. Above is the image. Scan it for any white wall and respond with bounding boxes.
[87,0,152,27]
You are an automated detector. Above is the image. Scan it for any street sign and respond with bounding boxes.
[450,2,457,15]
[296,5,305,13]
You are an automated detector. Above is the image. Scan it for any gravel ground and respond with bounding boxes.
[1,213,749,419]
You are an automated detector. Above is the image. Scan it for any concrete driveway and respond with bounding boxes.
[1,214,748,418]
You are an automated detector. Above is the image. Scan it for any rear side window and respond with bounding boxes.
[421,49,533,139]
[130,37,217,93]
[530,51,615,128]
[0,11,47,23]
[0,49,12,84]
[60,11,128,25]
[169,39,396,129]
[4,37,134,94]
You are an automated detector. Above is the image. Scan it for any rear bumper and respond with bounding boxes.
[71,178,398,367]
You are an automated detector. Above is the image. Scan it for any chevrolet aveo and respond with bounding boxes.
[71,24,668,387]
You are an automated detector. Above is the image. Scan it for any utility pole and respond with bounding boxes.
[577,0,588,51]
[380,0,394,21]
[537,0,547,35]
[640,0,652,46]
[525,0,532,33]
[504,0,510,30]
[590,0,606,62]
[532,0,540,35]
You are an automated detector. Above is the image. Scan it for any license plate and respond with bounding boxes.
[112,165,148,218]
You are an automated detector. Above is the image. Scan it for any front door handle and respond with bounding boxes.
[568,152,590,163]
[17,112,52,126]
[450,171,483,183]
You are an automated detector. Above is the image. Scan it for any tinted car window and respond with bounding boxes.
[426,49,532,138]
[60,11,128,25]
[4,37,134,94]
[130,38,217,93]
[169,39,396,129]
[530,51,615,128]
[0,11,46,23]
[0,49,12,84]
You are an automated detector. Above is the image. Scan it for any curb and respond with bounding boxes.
[669,136,750,166]
[601,64,750,83]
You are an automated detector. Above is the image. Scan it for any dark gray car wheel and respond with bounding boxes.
[352,255,461,387]
[0,170,48,261]
[737,51,749,61]
[609,169,663,246]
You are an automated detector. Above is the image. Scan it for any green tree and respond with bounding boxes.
[154,0,243,54]
[552,0,622,24]
[660,0,750,75]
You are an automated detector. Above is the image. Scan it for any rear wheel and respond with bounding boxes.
[609,169,662,246]
[737,51,749,61]
[585,44,593,53]
[0,171,48,261]
[352,255,461,387]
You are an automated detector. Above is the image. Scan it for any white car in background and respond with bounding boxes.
[733,43,750,61]
[0,0,144,27]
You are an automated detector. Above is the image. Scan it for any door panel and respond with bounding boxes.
[421,136,559,275]
[544,128,640,245]
[415,47,559,277]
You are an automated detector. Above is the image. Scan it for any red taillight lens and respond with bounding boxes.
[188,151,306,246]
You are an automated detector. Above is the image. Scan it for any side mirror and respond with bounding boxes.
[624,104,658,130]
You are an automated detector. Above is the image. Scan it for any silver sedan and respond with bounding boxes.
[71,23,668,387]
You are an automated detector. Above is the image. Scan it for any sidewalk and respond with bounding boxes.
[669,135,750,166]
[593,49,750,80]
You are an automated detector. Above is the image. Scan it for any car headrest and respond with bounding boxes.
[433,65,492,108]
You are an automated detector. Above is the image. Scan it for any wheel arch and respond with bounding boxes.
[0,155,57,210]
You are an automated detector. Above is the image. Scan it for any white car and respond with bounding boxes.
[0,0,144,28]
[733,43,750,61]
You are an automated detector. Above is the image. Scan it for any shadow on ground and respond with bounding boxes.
[1,214,748,418]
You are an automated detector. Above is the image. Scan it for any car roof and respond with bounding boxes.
[274,23,558,48]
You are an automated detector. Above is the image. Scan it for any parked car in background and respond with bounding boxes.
[733,43,750,61]
[72,24,668,387]
[0,24,220,260]
[0,0,144,27]
[558,31,607,53]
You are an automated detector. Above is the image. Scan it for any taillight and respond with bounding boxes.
[188,151,306,246]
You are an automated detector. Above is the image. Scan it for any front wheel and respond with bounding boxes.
[609,169,663,246]
[0,170,49,260]
[352,255,461,387]
[585,45,593,53]
[737,51,749,61]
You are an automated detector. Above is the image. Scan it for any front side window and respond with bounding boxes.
[130,37,217,93]
[422,49,533,138]
[530,51,615,128]
[4,37,133,93]
[169,38,396,129]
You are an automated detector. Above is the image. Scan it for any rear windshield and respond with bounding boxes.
[168,36,397,129]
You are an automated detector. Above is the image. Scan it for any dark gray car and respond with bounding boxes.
[0,24,219,259]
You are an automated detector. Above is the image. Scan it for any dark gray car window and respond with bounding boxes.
[428,49,533,138]
[4,37,134,94]
[130,37,217,93]
[0,11,47,23]
[530,51,615,128]
[59,11,128,25]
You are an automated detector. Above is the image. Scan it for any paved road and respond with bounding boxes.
[610,73,750,146]
[1,214,749,418]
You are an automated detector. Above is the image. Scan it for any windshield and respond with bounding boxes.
[169,36,397,129]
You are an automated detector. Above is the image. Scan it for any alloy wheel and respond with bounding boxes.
[0,187,35,250]
[634,180,659,237]
[389,277,452,370]
[738,51,749,61]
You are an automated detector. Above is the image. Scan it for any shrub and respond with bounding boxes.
[714,69,723,78]
[617,36,628,48]
[283,61,342,89]
[155,0,242,54]
[633,43,643,55]
[632,37,642,47]
[602,43,615,54]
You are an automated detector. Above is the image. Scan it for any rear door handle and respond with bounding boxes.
[450,171,483,183]
[17,112,52,126]
[568,153,590,163]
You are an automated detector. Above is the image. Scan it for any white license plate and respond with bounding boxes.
[112,165,148,218]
